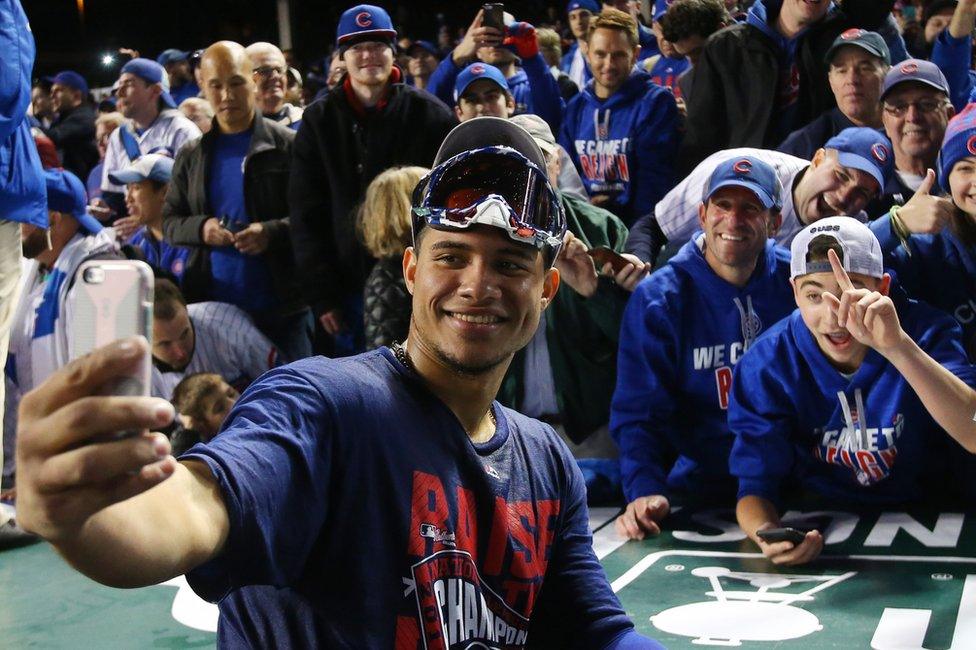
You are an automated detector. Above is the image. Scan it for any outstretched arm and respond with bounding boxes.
[16,337,229,588]
[824,249,976,452]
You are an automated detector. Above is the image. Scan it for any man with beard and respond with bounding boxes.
[245,42,303,129]
[43,71,99,181]
[157,49,201,106]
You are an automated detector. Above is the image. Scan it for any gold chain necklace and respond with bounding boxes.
[391,340,497,428]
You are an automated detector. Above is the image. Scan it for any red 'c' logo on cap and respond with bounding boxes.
[733,159,752,174]
[901,62,918,74]
[968,135,976,156]
[355,11,372,27]
[840,28,863,40]
[470,64,485,75]
[871,143,889,162]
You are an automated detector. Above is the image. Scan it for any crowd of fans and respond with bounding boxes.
[4,0,976,569]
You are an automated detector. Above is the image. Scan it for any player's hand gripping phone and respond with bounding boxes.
[67,261,154,434]
[587,246,632,275]
[756,527,807,545]
[482,3,505,31]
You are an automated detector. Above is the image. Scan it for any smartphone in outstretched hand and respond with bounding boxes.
[67,261,154,428]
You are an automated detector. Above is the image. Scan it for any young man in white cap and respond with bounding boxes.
[107,153,189,282]
[15,117,663,648]
[729,216,976,566]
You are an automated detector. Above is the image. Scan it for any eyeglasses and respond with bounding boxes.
[882,99,948,117]
[252,65,287,78]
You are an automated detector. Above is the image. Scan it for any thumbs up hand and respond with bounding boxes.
[896,169,956,235]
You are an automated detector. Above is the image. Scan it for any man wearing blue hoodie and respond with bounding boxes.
[611,156,796,539]
[426,8,564,134]
[730,217,976,565]
[679,0,904,174]
[559,7,680,227]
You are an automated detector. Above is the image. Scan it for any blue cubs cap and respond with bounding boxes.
[653,0,675,21]
[824,127,894,191]
[454,62,509,103]
[407,40,440,58]
[938,93,976,192]
[336,4,397,51]
[881,58,950,101]
[108,153,175,186]
[567,0,600,13]
[703,156,783,211]
[44,169,102,235]
[156,49,189,66]
[52,71,88,97]
[120,58,177,109]
[825,29,890,65]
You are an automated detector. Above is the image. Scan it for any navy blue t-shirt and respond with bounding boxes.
[207,129,276,314]
[183,349,656,648]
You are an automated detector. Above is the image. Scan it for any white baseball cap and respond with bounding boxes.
[108,153,174,186]
[789,216,883,279]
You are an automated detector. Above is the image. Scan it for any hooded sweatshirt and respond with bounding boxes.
[610,236,795,502]
[729,290,976,506]
[746,0,807,145]
[559,69,679,226]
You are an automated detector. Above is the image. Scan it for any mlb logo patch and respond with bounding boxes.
[355,11,372,27]
[968,135,976,156]
[840,28,864,40]
[900,62,919,75]
[732,159,752,175]
[470,64,485,75]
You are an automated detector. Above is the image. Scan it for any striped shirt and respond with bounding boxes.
[654,148,810,247]
[152,301,278,400]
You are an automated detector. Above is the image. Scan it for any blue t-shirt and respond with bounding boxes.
[183,349,657,648]
[127,227,189,281]
[207,129,276,314]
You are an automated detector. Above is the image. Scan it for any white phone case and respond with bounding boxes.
[68,260,154,398]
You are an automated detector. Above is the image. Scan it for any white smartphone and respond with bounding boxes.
[67,260,154,399]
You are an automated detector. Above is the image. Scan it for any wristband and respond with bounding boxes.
[889,206,912,257]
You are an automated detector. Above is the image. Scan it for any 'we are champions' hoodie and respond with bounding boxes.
[610,236,795,503]
[559,69,679,226]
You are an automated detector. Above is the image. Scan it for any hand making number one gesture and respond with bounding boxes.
[821,249,905,355]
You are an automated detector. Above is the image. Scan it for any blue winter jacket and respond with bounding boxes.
[0,0,45,227]
[559,69,679,226]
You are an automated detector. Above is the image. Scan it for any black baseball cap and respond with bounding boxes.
[825,29,891,65]
[433,116,546,170]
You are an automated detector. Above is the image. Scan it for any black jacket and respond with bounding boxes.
[44,103,98,182]
[363,255,411,351]
[777,107,860,161]
[162,115,304,315]
[678,0,894,174]
[288,80,456,317]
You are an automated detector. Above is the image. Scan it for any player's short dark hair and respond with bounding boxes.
[804,234,845,267]
[153,278,186,321]
[172,372,224,421]
[660,0,730,44]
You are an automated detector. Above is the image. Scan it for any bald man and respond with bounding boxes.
[161,41,313,364]
[245,42,303,129]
